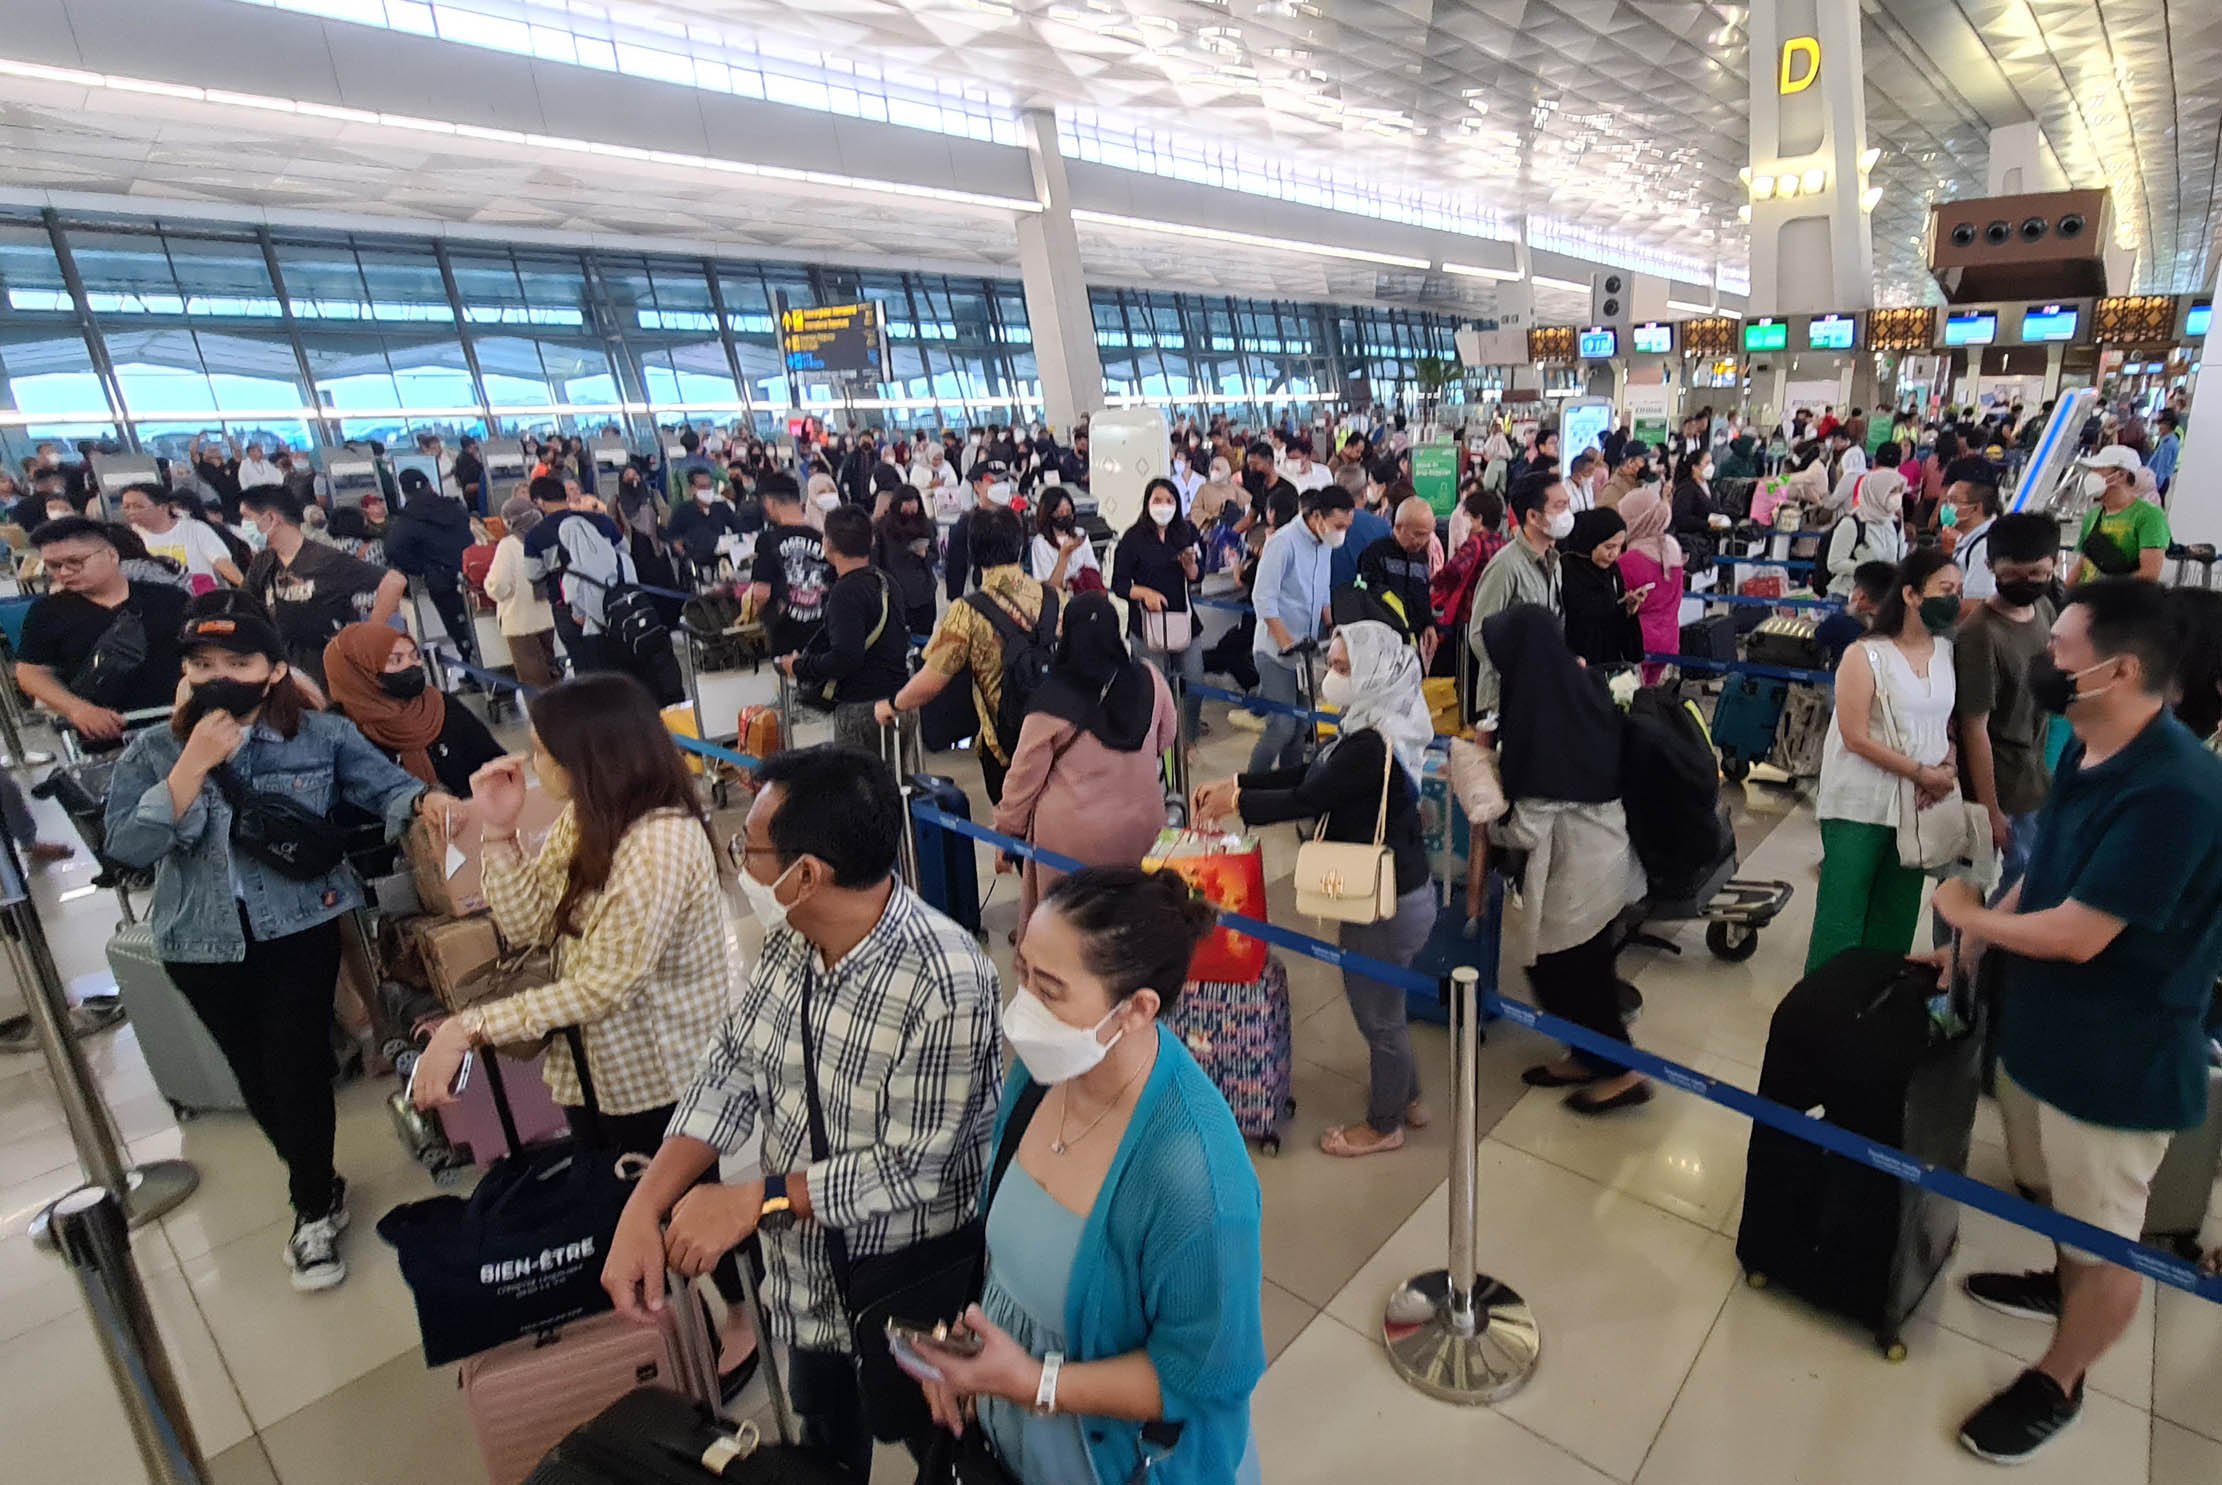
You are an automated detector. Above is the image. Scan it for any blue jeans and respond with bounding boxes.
[1131,633,1204,740]
[1248,654,1310,774]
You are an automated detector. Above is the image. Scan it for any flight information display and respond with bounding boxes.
[1806,314,1856,350]
[1944,311,1998,347]
[2021,304,2079,343]
[780,302,886,375]
[1577,326,1618,358]
[1631,322,1672,354]
[1743,319,1788,352]
[2188,302,2212,337]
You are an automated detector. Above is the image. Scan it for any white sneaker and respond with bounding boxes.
[287,1213,347,1291]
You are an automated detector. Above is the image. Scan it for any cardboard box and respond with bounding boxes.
[411,916,503,1011]
[406,780,564,919]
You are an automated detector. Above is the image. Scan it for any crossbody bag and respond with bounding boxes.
[1293,732,1398,923]
[211,763,350,882]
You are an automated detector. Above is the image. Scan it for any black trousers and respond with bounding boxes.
[167,914,344,1219]
[421,570,479,667]
[789,1349,876,1479]
[1526,923,1632,1075]
[979,746,1009,809]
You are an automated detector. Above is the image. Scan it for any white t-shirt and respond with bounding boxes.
[1030,532,1103,587]
[236,456,283,490]
[1952,517,1998,601]
[137,518,235,581]
[1281,462,1333,493]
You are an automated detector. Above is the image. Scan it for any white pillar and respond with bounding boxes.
[1014,110,1105,433]
[2167,252,2222,542]
[1746,0,1874,315]
[1987,122,2066,196]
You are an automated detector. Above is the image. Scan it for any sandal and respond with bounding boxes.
[1403,1101,1432,1129]
[1319,1125,1404,1158]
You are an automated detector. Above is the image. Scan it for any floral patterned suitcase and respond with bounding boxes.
[1165,956,1294,1153]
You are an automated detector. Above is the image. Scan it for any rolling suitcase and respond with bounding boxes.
[1767,682,1832,779]
[1165,956,1294,1153]
[1745,614,1824,670]
[462,1303,703,1485]
[908,773,982,936]
[105,924,246,1117]
[1737,949,1981,1357]
[1679,613,1737,664]
[1710,675,1788,780]
[437,1043,574,1168]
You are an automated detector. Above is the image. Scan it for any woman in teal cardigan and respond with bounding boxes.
[912,867,1267,1484]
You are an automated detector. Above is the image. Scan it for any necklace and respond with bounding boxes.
[1050,1055,1149,1155]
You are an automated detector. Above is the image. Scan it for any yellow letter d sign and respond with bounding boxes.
[1779,36,1820,95]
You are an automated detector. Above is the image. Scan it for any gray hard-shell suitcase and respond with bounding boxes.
[2144,1064,2222,1240]
[105,923,245,1117]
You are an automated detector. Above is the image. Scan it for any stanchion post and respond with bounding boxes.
[41,1186,209,1485]
[1167,672,1192,811]
[1382,964,1539,1404]
[676,622,708,745]
[883,714,921,892]
[775,668,795,750]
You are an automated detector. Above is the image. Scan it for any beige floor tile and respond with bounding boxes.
[1323,1144,1741,1481]
[182,1198,427,1429]
[1259,1277,1316,1365]
[1923,1205,2158,1411]
[1634,1282,2150,1485]
[0,1157,97,1241]
[1253,1310,1615,1485]
[0,1262,255,1471]
[141,1112,296,1264]
[0,1228,88,1345]
[207,1438,284,1485]
[2152,1282,2222,1444]
[0,1117,82,1191]
[2152,1418,2222,1485]
[1487,1049,1756,1231]
[255,1349,482,1485]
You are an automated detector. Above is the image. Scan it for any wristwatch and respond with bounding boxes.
[759,1173,796,1233]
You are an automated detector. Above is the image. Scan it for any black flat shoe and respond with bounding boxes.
[1565,1082,1654,1115]
[1522,1064,1601,1088]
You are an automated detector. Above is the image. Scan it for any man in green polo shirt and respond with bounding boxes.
[1932,579,2222,1466]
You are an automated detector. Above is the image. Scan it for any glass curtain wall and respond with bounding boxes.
[0,207,1473,465]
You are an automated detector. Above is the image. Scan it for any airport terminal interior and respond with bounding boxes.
[0,0,2220,1482]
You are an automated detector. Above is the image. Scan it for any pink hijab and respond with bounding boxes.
[1618,486,1682,570]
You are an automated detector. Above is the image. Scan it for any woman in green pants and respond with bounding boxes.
[1805,547,1964,971]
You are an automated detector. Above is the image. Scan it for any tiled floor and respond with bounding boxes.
[2,688,2218,1485]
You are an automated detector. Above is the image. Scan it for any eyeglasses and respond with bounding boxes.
[42,551,109,576]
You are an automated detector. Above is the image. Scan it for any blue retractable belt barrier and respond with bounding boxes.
[1702,590,1843,612]
[444,646,2222,1303]
[1189,593,1254,614]
[1649,652,1836,686]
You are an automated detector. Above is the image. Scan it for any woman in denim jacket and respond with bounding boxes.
[105,610,460,1291]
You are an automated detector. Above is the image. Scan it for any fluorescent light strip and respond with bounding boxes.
[1529,274,1593,293]
[1071,211,1431,270]
[0,58,1042,215]
[1443,262,1523,281]
[1665,298,1744,320]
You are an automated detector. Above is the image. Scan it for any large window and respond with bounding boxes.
[0,208,1474,455]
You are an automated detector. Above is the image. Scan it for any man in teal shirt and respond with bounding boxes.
[1935,579,2222,1466]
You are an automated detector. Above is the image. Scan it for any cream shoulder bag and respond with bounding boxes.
[1294,736,1399,924]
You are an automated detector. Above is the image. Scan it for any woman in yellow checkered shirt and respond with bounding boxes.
[412,673,733,1155]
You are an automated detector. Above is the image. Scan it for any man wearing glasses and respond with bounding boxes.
[15,516,189,749]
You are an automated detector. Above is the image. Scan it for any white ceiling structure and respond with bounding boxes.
[0,0,2214,314]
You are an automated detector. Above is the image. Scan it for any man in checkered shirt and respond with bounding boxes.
[603,745,1002,1475]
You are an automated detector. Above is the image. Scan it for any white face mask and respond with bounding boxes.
[738,858,801,932]
[2078,470,2109,499]
[1544,508,1575,541]
[1148,502,1175,526]
[986,482,1015,507]
[1321,523,1347,549]
[1319,667,1353,708]
[814,492,842,511]
[694,489,714,504]
[1004,987,1124,1085]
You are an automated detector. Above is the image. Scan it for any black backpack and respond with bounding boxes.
[1812,513,1863,596]
[1620,686,1734,902]
[601,584,668,662]
[962,588,1060,754]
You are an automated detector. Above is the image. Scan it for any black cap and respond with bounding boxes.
[1943,454,2003,489]
[180,612,284,663]
[1619,441,1651,462]
[973,459,1011,482]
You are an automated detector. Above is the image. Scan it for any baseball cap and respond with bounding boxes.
[180,613,284,662]
[2076,445,2144,474]
[1619,441,1651,463]
[973,458,1011,482]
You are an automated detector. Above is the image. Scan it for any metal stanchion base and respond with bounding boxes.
[1383,1269,1540,1405]
[33,1161,200,1246]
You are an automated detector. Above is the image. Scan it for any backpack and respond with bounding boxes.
[1619,686,1735,902]
[1812,501,1866,596]
[601,583,668,661]
[549,514,632,628]
[962,587,1060,754]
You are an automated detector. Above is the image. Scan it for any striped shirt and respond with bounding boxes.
[668,882,1003,1351]
[474,805,733,1116]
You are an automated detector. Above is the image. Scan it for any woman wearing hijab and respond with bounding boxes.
[1559,508,1643,670]
[1615,488,1685,683]
[1481,605,1651,1114]
[873,483,940,638]
[323,622,503,797]
[992,592,1179,943]
[1821,467,1909,599]
[611,465,680,590]
[1192,620,1436,1157]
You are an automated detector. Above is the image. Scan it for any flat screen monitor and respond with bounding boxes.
[1578,326,1618,359]
[1944,311,1998,347]
[2187,302,2212,338]
[1743,319,1788,352]
[1807,315,1856,350]
[1631,322,1672,355]
[2021,304,2078,343]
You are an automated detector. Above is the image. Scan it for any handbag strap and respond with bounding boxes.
[1305,729,1395,849]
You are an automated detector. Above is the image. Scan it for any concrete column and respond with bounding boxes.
[2165,252,2222,542]
[1014,110,1105,432]
[1987,121,2066,195]
[1746,0,1874,315]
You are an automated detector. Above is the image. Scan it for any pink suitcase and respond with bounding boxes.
[459,1287,756,1485]
[438,1047,572,1167]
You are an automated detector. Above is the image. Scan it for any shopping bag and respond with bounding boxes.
[1143,828,1268,982]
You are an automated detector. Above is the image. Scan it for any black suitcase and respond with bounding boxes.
[1679,613,1737,663]
[1736,949,1981,1357]
[909,773,983,936]
[1744,615,1824,670]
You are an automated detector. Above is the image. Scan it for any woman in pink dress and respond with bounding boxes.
[992,591,1179,944]
[1615,486,1686,684]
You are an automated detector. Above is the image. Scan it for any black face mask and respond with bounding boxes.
[186,676,270,724]
[379,668,429,701]
[1993,578,2048,607]
[1241,466,1270,496]
[2026,654,2113,715]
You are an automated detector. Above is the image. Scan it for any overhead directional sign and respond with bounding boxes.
[780,302,887,377]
